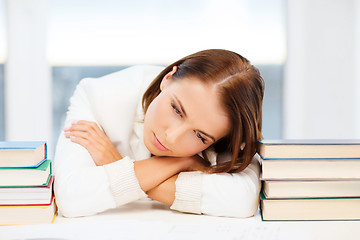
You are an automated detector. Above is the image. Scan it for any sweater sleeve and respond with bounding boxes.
[54,78,146,218]
[170,156,261,218]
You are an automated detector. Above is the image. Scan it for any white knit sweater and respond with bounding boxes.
[54,65,261,218]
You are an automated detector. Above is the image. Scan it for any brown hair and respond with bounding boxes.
[142,49,264,173]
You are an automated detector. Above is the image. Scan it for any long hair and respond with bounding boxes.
[142,49,264,173]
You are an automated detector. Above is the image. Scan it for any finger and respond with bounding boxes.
[76,121,102,131]
[66,120,114,153]
[74,121,111,149]
[70,121,106,139]
[67,123,100,142]
[64,129,92,141]
[64,120,96,128]
[68,135,91,149]
[64,126,103,150]
[69,122,94,132]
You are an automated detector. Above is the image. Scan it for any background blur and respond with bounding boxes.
[1,0,359,157]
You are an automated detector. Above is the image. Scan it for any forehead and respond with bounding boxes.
[167,77,231,138]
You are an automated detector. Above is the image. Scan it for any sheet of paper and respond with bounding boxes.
[0,219,310,240]
[159,222,308,240]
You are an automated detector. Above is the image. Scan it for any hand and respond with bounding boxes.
[64,120,122,166]
[183,154,211,172]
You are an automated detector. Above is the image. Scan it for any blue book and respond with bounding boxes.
[258,139,360,159]
[0,141,47,168]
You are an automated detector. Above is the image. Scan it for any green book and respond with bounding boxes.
[0,160,51,187]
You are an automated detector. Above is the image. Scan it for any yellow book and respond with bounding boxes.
[0,196,57,225]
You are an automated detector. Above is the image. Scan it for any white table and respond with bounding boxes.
[1,198,360,240]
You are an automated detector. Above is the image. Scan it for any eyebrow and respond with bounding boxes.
[173,95,216,143]
[198,130,216,143]
[174,95,187,117]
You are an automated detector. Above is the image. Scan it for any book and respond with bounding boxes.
[0,160,51,186]
[262,179,360,198]
[0,196,57,225]
[0,141,47,168]
[260,156,360,180]
[0,176,53,205]
[260,192,360,221]
[258,139,360,159]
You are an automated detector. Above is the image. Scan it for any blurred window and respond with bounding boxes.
[48,0,286,143]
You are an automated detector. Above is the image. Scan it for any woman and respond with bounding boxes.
[54,49,264,218]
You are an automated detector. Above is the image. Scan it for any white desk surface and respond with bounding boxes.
[1,198,360,240]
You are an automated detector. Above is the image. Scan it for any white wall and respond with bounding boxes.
[5,0,52,153]
[356,0,360,138]
[284,0,360,139]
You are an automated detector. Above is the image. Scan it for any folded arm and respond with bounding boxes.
[147,157,261,218]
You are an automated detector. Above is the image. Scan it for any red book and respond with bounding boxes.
[0,176,54,205]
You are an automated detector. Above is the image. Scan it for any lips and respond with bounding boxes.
[153,133,169,151]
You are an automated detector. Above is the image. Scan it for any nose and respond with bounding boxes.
[165,123,186,144]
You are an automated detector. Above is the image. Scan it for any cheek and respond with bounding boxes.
[144,96,167,130]
[173,135,208,157]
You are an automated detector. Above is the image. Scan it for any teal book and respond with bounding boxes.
[0,160,51,187]
[258,139,360,159]
[0,141,47,168]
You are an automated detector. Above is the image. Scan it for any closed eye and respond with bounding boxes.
[171,98,210,145]
[195,131,207,144]
[171,103,182,117]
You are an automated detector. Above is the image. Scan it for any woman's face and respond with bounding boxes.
[143,69,231,157]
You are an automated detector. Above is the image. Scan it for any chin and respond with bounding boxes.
[143,136,161,156]
[148,147,173,157]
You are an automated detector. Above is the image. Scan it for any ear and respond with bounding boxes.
[160,66,177,91]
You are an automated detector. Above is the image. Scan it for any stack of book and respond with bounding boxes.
[0,141,56,225]
[258,139,360,221]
